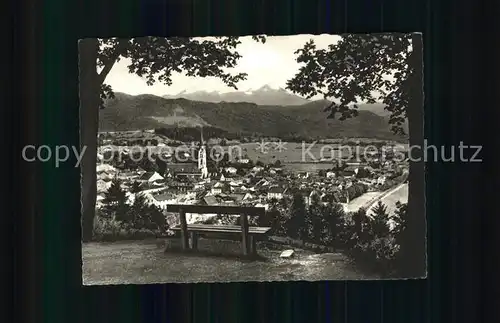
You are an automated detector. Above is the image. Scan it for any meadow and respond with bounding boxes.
[224,142,352,164]
[99,140,409,174]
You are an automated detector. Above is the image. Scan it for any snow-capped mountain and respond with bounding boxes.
[162,84,311,106]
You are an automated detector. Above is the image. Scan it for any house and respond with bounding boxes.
[193,182,207,190]
[230,193,246,204]
[168,181,194,192]
[238,157,250,164]
[267,186,286,200]
[224,166,238,175]
[166,163,200,178]
[255,178,270,188]
[151,193,176,209]
[195,190,208,200]
[229,182,242,192]
[326,171,336,178]
[229,179,243,186]
[136,167,147,175]
[96,193,105,203]
[100,172,114,182]
[119,171,138,178]
[201,195,221,206]
[140,171,164,183]
[251,166,264,173]
[243,192,256,201]
[96,163,116,174]
[377,176,387,185]
[97,179,111,193]
[211,182,226,195]
[297,171,309,179]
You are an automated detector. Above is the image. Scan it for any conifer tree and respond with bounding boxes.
[306,194,324,243]
[130,181,142,193]
[102,178,129,222]
[323,202,345,247]
[129,193,149,228]
[287,193,307,240]
[370,201,391,238]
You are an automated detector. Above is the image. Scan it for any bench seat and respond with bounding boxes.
[172,224,271,235]
[166,204,268,256]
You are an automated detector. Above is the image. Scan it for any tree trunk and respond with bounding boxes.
[79,39,100,242]
[400,34,426,277]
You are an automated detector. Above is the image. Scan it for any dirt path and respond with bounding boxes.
[82,239,375,285]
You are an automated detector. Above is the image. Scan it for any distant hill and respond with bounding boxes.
[163,86,394,118]
[163,85,311,106]
[99,92,408,141]
[302,99,391,117]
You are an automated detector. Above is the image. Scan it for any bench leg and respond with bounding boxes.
[249,236,256,255]
[190,232,198,250]
[179,210,189,250]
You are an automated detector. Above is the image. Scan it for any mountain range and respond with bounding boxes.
[99,92,407,141]
[162,85,392,117]
[162,85,311,106]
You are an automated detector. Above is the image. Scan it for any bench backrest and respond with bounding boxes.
[166,204,265,217]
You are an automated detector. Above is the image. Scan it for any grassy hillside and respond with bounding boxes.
[99,93,408,141]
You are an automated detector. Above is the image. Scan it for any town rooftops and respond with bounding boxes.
[203,195,220,206]
[231,193,246,202]
[153,193,175,202]
[96,164,116,173]
[139,171,155,180]
[166,163,198,172]
[269,186,286,194]
[213,182,224,188]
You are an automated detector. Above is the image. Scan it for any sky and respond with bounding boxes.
[104,34,341,97]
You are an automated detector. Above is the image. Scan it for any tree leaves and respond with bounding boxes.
[125,37,247,89]
[286,33,413,135]
[97,36,266,109]
[99,83,115,109]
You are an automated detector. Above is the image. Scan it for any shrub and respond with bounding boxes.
[348,235,399,274]
[342,202,404,276]
[92,183,169,241]
[285,194,307,240]
[92,216,167,242]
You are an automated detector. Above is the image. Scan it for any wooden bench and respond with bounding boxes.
[166,204,271,256]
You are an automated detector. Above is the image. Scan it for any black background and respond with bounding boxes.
[7,0,493,322]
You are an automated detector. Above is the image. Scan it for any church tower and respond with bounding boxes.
[198,126,209,179]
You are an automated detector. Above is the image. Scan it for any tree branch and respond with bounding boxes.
[98,40,128,84]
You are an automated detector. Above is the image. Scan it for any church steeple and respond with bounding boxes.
[200,126,204,146]
[198,126,208,179]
